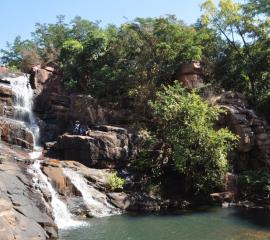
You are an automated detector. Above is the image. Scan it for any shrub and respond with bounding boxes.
[238,169,270,198]
[149,82,238,195]
[108,172,125,191]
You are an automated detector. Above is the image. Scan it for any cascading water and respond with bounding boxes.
[7,75,40,145]
[28,161,85,229]
[64,168,122,217]
[2,74,86,229]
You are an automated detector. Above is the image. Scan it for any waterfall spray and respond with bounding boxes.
[8,75,40,145]
[64,168,122,217]
[28,161,85,229]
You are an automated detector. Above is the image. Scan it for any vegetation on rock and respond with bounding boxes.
[148,82,238,195]
[108,172,126,191]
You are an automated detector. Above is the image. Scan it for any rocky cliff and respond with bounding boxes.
[0,143,57,240]
[215,91,270,170]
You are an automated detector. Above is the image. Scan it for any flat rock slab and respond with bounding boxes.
[0,150,57,239]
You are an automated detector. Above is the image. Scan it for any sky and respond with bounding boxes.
[0,0,219,50]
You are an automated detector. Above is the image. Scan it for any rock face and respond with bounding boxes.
[0,75,37,149]
[35,90,133,143]
[0,144,57,240]
[48,125,132,168]
[176,62,204,89]
[33,70,135,143]
[0,117,34,149]
[29,65,53,90]
[42,160,77,196]
[0,83,14,118]
[216,91,270,170]
[39,159,189,214]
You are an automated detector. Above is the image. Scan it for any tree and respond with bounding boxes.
[91,16,204,111]
[200,0,270,103]
[0,36,40,71]
[31,15,70,65]
[150,82,238,194]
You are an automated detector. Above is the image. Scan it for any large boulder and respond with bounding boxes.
[176,62,204,89]
[49,125,132,168]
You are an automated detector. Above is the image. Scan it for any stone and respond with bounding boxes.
[36,69,52,84]
[0,154,57,240]
[60,161,112,190]
[91,125,128,135]
[0,85,12,98]
[69,95,107,125]
[107,192,131,210]
[42,161,77,196]
[256,133,269,141]
[215,91,270,167]
[0,117,34,149]
[52,128,132,168]
[175,62,204,89]
[210,192,235,203]
[0,67,8,73]
[0,85,13,109]
[0,208,47,240]
[44,66,55,73]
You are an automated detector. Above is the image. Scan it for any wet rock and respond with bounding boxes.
[107,192,131,210]
[42,160,78,196]
[0,156,57,239]
[0,117,34,149]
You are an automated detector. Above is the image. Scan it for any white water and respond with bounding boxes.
[3,75,88,229]
[28,161,85,229]
[64,168,122,217]
[7,75,40,144]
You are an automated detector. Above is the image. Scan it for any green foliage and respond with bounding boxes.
[133,130,163,182]
[64,78,78,91]
[200,0,270,103]
[108,172,126,191]
[32,15,70,64]
[238,169,270,197]
[1,15,205,107]
[1,36,40,71]
[150,82,238,194]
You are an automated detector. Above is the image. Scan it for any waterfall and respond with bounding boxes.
[64,168,122,217]
[28,161,85,229]
[7,75,40,145]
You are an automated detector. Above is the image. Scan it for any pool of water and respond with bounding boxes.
[59,207,270,240]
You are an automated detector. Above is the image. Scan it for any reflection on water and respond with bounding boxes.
[60,207,270,240]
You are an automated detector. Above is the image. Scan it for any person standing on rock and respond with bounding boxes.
[73,121,80,135]
[79,122,87,136]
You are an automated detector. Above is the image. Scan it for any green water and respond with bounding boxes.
[59,207,270,240]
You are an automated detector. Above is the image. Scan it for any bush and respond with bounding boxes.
[108,172,125,191]
[238,169,270,198]
[149,82,238,195]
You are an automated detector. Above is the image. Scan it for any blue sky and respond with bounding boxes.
[0,0,219,50]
